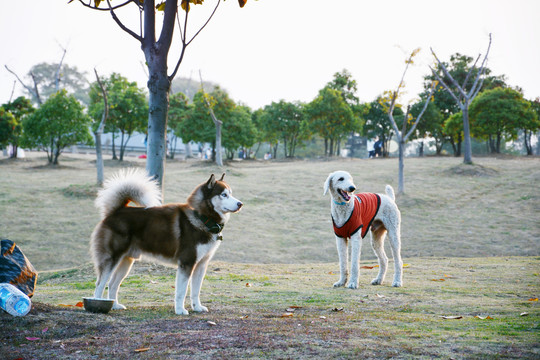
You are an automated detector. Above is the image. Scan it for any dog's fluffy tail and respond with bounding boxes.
[385,185,396,202]
[95,168,162,219]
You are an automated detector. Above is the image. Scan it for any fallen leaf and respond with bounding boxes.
[474,315,493,320]
[527,298,538,302]
[331,307,344,312]
[42,327,49,333]
[75,302,84,308]
[207,321,217,326]
[328,271,336,275]
[134,347,150,353]
[150,280,157,284]
[520,312,529,317]
[441,315,463,320]
[403,263,410,268]
[288,305,303,309]
[319,316,326,319]
[245,283,252,287]
[431,279,446,282]
[25,337,40,341]
[376,294,386,298]
[281,312,294,317]
[361,266,375,269]
[286,308,297,312]
[240,315,249,319]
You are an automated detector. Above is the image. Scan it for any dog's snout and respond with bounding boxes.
[348,186,356,192]
[237,201,243,209]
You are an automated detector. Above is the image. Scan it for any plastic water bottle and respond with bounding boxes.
[0,283,32,316]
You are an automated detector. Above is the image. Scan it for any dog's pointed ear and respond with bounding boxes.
[206,174,216,189]
[323,173,333,196]
[219,173,225,181]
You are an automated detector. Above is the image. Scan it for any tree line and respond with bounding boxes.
[1,52,539,165]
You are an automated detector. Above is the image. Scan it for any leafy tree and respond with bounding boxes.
[0,107,16,151]
[469,87,538,154]
[444,112,464,156]
[24,62,90,105]
[21,90,93,165]
[222,105,257,160]
[168,92,192,159]
[75,0,249,191]
[263,100,308,158]
[306,88,356,156]
[410,101,443,156]
[0,97,34,158]
[89,73,148,161]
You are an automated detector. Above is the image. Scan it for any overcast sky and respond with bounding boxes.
[1,0,539,110]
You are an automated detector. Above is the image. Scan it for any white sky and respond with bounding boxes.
[1,0,539,109]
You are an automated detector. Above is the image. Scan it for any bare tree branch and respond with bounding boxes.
[404,84,435,141]
[169,0,221,81]
[428,65,463,108]
[55,47,67,92]
[105,0,143,42]
[75,0,136,12]
[430,48,469,100]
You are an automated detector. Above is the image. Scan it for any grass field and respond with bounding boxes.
[0,152,539,358]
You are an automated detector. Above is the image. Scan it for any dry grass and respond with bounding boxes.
[0,152,539,358]
[1,152,538,270]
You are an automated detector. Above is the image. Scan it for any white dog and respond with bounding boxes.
[324,171,403,289]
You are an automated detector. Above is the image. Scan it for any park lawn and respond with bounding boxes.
[1,256,538,359]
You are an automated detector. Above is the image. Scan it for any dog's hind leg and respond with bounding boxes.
[370,228,388,285]
[387,226,403,287]
[94,258,117,299]
[107,256,135,310]
[333,236,348,287]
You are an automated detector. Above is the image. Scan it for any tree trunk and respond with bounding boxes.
[398,140,405,195]
[95,131,105,185]
[418,141,424,157]
[461,106,473,164]
[119,132,125,161]
[214,120,223,166]
[145,65,171,189]
[524,130,532,155]
[112,131,118,160]
[324,138,328,157]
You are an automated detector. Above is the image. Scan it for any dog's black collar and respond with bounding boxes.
[194,211,224,235]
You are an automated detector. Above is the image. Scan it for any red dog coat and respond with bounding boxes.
[332,193,381,239]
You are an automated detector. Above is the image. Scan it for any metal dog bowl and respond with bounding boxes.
[83,297,114,314]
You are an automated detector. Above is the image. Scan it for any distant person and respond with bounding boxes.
[367,139,375,158]
[374,138,383,157]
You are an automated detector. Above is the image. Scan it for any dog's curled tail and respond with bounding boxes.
[95,168,162,219]
[385,185,396,202]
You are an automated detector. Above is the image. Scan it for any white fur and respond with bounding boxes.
[95,168,161,219]
[324,171,403,289]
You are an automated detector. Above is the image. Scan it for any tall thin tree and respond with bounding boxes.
[73,0,248,197]
[93,68,109,186]
[387,49,434,195]
[430,34,492,164]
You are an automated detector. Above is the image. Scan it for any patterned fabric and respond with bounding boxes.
[332,193,381,239]
[0,239,38,297]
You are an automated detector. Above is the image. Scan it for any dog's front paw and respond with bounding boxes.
[333,279,346,287]
[371,278,382,285]
[392,280,402,287]
[346,282,358,289]
[175,307,189,315]
[112,302,127,310]
[192,305,208,313]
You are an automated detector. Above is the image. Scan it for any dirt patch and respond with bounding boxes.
[443,163,499,177]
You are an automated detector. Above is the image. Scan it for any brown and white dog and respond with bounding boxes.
[90,169,242,315]
[324,171,403,289]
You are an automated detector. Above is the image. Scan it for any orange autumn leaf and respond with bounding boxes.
[361,266,375,269]
[281,312,293,318]
[134,348,150,353]
[431,278,446,282]
[474,315,493,320]
[527,298,538,301]
[75,302,84,308]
